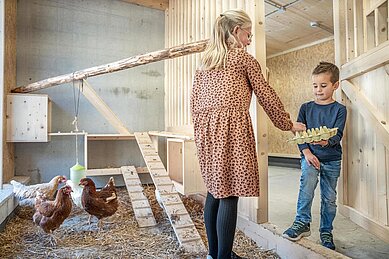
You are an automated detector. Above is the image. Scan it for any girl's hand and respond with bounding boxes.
[302,149,320,170]
[291,122,306,133]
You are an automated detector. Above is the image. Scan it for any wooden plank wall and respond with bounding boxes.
[165,0,253,131]
[1,0,16,186]
[165,0,268,223]
[334,0,389,243]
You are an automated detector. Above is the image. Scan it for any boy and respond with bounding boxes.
[282,62,347,250]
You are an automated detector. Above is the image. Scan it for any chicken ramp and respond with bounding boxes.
[121,165,157,228]
[134,132,206,253]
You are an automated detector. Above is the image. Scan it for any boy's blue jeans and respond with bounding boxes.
[295,158,341,233]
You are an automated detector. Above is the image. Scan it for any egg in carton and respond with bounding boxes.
[288,126,338,144]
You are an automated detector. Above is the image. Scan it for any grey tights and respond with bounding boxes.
[204,192,239,259]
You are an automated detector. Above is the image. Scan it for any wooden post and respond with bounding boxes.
[12,40,208,93]
[334,0,349,206]
[1,0,17,187]
[251,0,269,224]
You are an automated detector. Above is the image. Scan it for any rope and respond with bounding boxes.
[72,76,83,164]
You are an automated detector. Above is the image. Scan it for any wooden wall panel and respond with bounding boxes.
[334,0,389,243]
[165,0,263,133]
[348,68,389,224]
[266,40,335,156]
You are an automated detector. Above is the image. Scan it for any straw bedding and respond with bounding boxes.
[0,185,279,258]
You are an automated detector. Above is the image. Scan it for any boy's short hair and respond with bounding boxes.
[312,62,339,84]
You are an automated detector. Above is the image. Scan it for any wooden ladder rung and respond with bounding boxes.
[180,237,203,244]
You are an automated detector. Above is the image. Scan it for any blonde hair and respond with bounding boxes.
[201,9,252,70]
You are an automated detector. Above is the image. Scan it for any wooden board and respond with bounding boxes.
[121,165,157,228]
[86,168,122,176]
[134,132,205,253]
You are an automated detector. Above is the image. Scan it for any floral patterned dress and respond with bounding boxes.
[190,48,293,199]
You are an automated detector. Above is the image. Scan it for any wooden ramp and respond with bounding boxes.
[121,165,157,228]
[134,132,206,253]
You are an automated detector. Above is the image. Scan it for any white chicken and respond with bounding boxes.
[10,175,67,206]
[65,179,83,208]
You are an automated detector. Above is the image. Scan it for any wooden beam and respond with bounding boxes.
[81,80,131,135]
[12,40,208,93]
[341,80,389,148]
[340,40,389,80]
[119,0,168,11]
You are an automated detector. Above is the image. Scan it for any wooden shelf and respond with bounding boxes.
[49,131,87,136]
[87,133,135,140]
[148,131,193,140]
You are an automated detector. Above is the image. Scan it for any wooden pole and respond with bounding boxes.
[12,39,208,93]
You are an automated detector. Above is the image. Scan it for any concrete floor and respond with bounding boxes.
[269,166,389,259]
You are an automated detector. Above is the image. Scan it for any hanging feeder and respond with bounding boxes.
[70,163,86,184]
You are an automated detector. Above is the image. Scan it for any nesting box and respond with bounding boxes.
[6,94,51,142]
[167,138,206,195]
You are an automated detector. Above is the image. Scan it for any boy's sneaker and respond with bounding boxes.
[282,220,311,241]
[320,232,335,250]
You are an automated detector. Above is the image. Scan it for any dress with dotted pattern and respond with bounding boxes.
[190,48,293,199]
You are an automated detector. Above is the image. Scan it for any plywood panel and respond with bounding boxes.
[266,40,335,156]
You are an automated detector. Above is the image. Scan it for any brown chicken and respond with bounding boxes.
[79,177,118,229]
[33,185,73,245]
[11,175,67,205]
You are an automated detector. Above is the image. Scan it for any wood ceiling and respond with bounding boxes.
[122,0,333,57]
[264,0,333,57]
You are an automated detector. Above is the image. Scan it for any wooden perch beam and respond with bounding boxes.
[12,39,208,93]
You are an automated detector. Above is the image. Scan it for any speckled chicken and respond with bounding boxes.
[10,175,67,205]
[79,177,118,229]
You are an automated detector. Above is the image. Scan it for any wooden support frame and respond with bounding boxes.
[340,40,389,80]
[252,0,269,224]
[334,0,349,205]
[341,80,389,148]
[353,0,364,57]
[345,0,355,61]
[81,80,130,135]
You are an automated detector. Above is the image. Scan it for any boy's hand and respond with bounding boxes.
[291,122,306,133]
[312,140,329,147]
[302,149,320,170]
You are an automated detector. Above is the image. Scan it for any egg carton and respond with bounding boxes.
[287,126,338,145]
